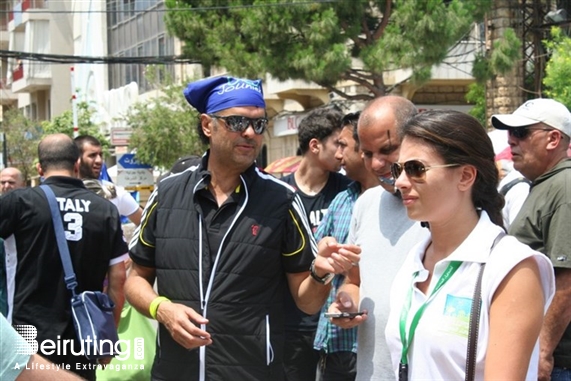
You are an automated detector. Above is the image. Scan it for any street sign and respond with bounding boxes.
[111,127,133,146]
[117,153,151,169]
[116,153,154,187]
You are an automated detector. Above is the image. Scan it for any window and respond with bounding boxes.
[158,35,165,56]
[124,0,135,19]
[107,0,118,27]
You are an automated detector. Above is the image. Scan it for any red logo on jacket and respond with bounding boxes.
[251,224,259,236]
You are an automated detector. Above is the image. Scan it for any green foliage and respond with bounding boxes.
[1,108,42,182]
[472,53,492,83]
[41,101,109,151]
[543,27,571,109]
[467,28,521,121]
[121,66,206,170]
[465,82,486,126]
[471,28,521,83]
[490,28,521,75]
[165,0,491,98]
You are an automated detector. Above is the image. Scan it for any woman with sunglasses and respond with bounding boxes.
[384,110,555,380]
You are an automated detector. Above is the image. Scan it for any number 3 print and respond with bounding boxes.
[64,212,83,241]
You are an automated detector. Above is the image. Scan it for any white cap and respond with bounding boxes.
[491,98,571,137]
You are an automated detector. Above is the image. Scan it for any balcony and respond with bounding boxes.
[11,63,51,94]
[0,78,18,105]
[265,76,330,111]
[0,8,8,50]
[12,64,23,81]
[385,40,479,88]
[9,0,49,32]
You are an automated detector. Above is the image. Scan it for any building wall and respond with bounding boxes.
[412,85,471,105]
[106,0,174,92]
[49,1,73,119]
[485,0,524,125]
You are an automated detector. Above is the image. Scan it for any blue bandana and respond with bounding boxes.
[183,76,265,114]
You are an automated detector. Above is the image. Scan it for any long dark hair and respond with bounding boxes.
[399,110,505,229]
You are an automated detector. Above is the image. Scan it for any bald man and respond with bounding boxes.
[329,96,429,380]
[0,167,25,194]
[1,167,26,318]
[0,134,128,380]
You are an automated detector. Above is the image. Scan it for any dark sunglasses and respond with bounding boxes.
[391,160,460,182]
[209,115,268,135]
[507,126,553,139]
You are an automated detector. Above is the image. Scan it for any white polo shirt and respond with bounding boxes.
[385,212,555,380]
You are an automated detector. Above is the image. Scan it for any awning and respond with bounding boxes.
[264,156,302,175]
[495,146,512,161]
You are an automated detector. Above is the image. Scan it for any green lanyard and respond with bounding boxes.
[399,260,462,365]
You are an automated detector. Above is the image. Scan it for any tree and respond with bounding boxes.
[1,108,42,182]
[465,82,486,126]
[121,66,206,170]
[466,27,522,126]
[543,27,571,109]
[41,101,108,148]
[165,0,491,99]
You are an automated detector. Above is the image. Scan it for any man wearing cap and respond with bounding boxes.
[125,76,360,381]
[491,98,571,381]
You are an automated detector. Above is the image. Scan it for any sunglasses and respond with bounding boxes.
[391,160,460,182]
[209,115,268,135]
[507,127,553,139]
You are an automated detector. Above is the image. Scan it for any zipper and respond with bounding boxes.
[266,314,274,365]
[197,175,249,381]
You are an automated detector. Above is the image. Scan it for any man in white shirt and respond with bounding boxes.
[329,96,429,380]
[74,135,142,225]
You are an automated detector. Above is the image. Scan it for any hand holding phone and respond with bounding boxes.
[324,311,365,319]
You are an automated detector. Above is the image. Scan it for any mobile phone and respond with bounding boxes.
[323,311,365,319]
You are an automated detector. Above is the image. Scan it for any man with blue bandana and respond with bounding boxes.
[125,76,361,381]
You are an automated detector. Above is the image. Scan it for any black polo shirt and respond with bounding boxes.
[196,184,244,259]
[0,176,127,374]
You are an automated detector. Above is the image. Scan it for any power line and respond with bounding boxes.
[0,50,199,65]
[0,0,342,14]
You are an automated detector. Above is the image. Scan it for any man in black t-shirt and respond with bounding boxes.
[0,134,127,381]
[282,107,350,233]
[281,107,351,381]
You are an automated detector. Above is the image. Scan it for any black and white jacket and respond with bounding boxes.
[130,152,316,381]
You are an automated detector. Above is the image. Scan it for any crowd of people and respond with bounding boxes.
[1,74,570,381]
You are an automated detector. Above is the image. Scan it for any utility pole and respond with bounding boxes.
[1,132,7,169]
[71,66,79,138]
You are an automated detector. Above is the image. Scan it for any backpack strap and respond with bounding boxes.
[499,177,530,196]
[465,232,506,380]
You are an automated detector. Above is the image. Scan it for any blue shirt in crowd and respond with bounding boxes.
[313,181,360,354]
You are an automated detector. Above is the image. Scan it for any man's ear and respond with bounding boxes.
[309,138,320,154]
[458,164,477,192]
[36,162,44,177]
[74,159,81,178]
[201,114,213,138]
[546,129,565,151]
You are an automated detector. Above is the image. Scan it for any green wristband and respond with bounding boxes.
[149,296,170,319]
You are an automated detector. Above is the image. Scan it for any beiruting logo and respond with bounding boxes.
[14,325,144,362]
